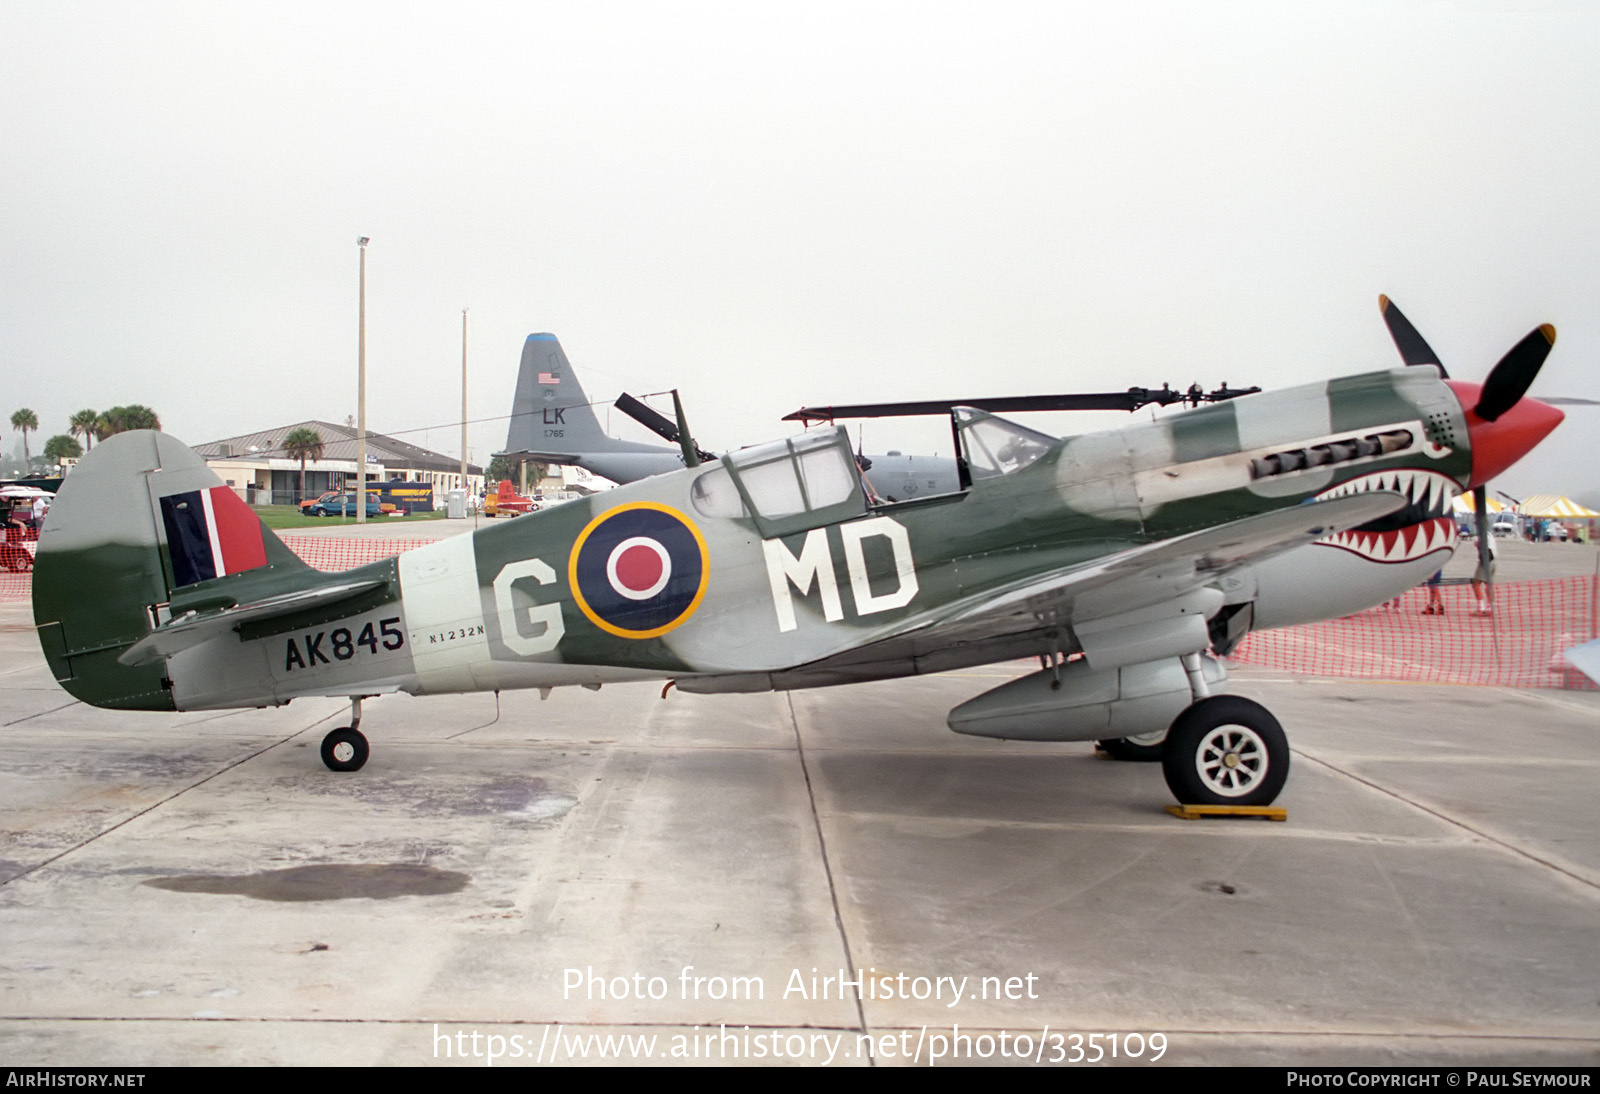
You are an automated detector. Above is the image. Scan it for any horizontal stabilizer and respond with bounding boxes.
[117,578,388,666]
[498,448,624,465]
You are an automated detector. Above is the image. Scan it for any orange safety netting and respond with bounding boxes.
[274,534,437,572]
[3,541,1597,690]
[1230,577,1600,690]
[0,535,432,602]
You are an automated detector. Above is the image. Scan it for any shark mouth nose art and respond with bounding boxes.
[1314,470,1459,563]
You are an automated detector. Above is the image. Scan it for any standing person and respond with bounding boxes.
[1423,568,1445,614]
[30,494,47,532]
[1471,532,1498,615]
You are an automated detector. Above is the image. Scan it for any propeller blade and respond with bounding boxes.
[615,391,715,463]
[614,392,680,444]
[1379,295,1447,376]
[670,389,702,468]
[1475,325,1557,422]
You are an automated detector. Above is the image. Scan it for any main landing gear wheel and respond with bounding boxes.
[1161,696,1289,806]
[320,728,369,772]
[1095,729,1167,762]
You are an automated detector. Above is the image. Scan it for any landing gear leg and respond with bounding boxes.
[1095,652,1215,763]
[320,696,370,773]
[1179,650,1210,700]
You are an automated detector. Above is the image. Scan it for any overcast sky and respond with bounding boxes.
[4,1,1596,500]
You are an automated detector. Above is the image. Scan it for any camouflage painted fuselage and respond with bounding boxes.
[34,366,1469,713]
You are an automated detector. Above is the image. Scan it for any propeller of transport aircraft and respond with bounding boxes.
[613,391,715,464]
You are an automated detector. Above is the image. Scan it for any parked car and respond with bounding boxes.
[298,490,341,513]
[308,493,383,518]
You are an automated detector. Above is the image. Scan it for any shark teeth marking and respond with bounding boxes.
[1313,469,1460,565]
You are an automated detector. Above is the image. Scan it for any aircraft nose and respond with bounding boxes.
[1445,379,1565,487]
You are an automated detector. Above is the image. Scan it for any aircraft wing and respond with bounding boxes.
[117,578,389,666]
[679,490,1411,693]
[929,489,1411,637]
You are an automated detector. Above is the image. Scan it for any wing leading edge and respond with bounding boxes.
[934,489,1411,634]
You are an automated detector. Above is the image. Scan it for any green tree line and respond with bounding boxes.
[8,405,162,473]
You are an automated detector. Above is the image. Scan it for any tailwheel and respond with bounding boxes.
[1095,729,1167,762]
[1161,696,1289,806]
[320,727,369,772]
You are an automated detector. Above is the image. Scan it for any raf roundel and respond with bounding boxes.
[569,503,710,639]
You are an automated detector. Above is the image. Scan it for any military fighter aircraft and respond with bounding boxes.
[30,301,1564,807]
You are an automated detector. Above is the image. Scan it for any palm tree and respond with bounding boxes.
[10,409,38,469]
[43,434,82,465]
[70,409,98,451]
[94,405,162,439]
[282,428,325,504]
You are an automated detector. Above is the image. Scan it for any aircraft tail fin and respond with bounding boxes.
[32,431,312,710]
[501,334,615,458]
[500,333,671,463]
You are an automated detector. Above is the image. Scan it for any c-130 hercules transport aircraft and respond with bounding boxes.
[30,300,1564,807]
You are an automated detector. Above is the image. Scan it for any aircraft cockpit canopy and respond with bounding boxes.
[690,426,867,537]
[953,407,1056,481]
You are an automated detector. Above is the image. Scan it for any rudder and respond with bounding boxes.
[501,333,615,457]
[32,431,307,710]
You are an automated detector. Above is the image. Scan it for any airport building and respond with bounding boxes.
[192,421,484,507]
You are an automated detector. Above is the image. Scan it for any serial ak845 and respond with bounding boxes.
[31,300,1564,807]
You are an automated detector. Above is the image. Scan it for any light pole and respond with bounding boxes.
[356,236,369,523]
[461,307,469,497]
